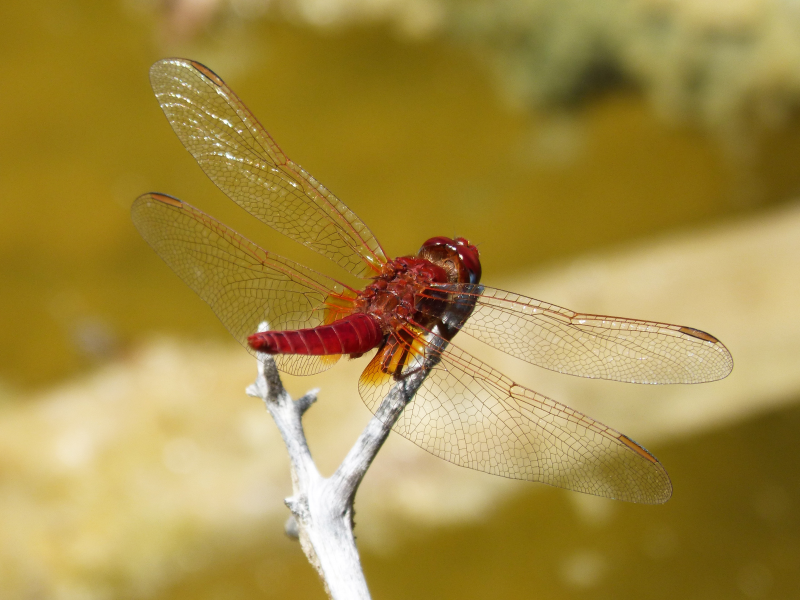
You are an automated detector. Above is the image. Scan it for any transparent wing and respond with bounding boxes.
[149,58,388,278]
[358,326,672,504]
[132,192,359,375]
[420,284,733,384]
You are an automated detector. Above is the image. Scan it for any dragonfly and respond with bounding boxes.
[132,59,733,505]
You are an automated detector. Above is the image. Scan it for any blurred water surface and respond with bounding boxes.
[1,0,800,598]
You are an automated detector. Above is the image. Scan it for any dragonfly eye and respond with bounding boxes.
[454,238,481,285]
[419,237,482,285]
[419,236,456,252]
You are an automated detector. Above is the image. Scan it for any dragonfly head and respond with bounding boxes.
[418,236,482,285]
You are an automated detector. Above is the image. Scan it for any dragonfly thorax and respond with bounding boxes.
[357,256,449,334]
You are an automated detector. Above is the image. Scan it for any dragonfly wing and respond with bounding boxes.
[358,327,672,504]
[149,58,388,278]
[132,192,358,375]
[422,284,733,384]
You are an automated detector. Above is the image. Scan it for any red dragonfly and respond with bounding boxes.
[133,59,733,504]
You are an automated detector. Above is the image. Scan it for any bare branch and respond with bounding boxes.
[331,367,429,504]
[246,323,434,599]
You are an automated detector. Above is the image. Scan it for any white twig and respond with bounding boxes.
[246,325,433,600]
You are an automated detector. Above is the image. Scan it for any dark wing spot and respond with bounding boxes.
[618,434,659,465]
[679,326,719,343]
[150,193,183,208]
[189,60,226,87]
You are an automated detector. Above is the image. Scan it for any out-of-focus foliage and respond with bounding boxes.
[153,0,800,141]
[454,0,800,140]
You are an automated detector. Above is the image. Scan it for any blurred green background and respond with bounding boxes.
[1,0,799,598]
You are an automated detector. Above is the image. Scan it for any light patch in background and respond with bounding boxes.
[54,429,97,469]
[752,483,791,524]
[641,523,679,560]
[163,437,201,475]
[737,562,774,599]
[559,549,608,589]
[568,492,616,527]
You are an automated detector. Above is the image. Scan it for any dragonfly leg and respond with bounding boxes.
[395,364,424,381]
[390,346,411,381]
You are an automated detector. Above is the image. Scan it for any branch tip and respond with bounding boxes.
[248,333,439,599]
[295,389,319,415]
[284,496,299,513]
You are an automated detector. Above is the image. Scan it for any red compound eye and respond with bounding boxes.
[420,236,454,251]
[454,238,481,284]
[419,236,482,284]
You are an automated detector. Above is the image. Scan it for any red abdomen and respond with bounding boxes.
[247,313,383,356]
